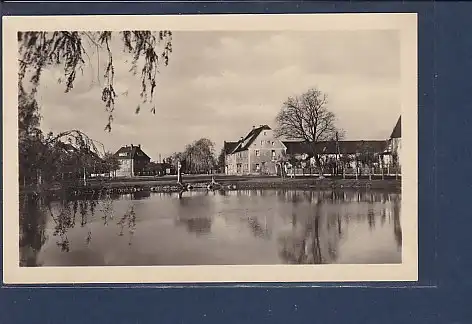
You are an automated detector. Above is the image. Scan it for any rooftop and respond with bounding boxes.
[114,144,150,160]
[226,125,272,154]
[283,140,390,155]
[390,116,401,138]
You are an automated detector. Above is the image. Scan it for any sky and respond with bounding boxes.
[35,30,401,161]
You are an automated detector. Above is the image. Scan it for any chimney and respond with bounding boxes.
[138,144,141,148]
[252,125,255,129]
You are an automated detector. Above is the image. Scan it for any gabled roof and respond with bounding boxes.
[229,125,272,154]
[390,116,401,138]
[114,144,150,160]
[223,141,239,155]
[283,140,390,155]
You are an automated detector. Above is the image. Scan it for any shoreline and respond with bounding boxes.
[20,177,401,196]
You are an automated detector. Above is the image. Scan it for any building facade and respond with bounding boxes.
[389,116,402,170]
[224,125,287,175]
[114,144,151,177]
[224,117,400,176]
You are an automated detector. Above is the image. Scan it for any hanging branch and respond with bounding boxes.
[18,31,173,131]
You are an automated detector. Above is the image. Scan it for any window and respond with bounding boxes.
[271,150,276,159]
[119,152,127,157]
[263,132,267,136]
[255,164,260,171]
[266,140,271,145]
[255,150,260,157]
[260,140,263,145]
[272,141,275,146]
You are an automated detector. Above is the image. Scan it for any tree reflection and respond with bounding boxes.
[19,191,140,264]
[117,204,137,245]
[19,193,47,266]
[367,202,376,230]
[278,201,343,264]
[247,215,271,239]
[393,197,402,249]
[278,213,323,264]
[176,196,213,235]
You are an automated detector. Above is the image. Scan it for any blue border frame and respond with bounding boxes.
[2,1,472,323]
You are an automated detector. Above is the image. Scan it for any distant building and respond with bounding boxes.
[224,118,400,176]
[114,144,151,177]
[224,125,287,175]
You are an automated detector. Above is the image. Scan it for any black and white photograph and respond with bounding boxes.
[3,14,418,283]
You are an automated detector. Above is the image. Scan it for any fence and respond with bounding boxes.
[285,165,401,178]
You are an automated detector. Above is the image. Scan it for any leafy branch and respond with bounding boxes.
[18,30,173,131]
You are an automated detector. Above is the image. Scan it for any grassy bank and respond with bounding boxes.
[232,178,401,191]
[21,175,401,195]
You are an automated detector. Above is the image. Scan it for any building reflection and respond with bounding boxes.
[19,193,47,267]
[175,194,213,235]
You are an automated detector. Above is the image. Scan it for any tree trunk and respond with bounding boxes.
[315,155,323,176]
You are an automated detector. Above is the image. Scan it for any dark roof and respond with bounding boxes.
[114,144,150,160]
[228,125,272,154]
[56,141,103,161]
[390,116,401,138]
[283,140,390,155]
[223,141,239,155]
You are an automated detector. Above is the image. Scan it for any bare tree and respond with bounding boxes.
[275,88,343,170]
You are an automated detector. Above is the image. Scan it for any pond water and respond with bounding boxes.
[19,189,402,266]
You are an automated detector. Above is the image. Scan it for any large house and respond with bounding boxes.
[223,117,401,176]
[224,125,287,175]
[114,144,151,177]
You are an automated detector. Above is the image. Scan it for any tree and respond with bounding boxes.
[274,88,343,171]
[183,138,216,174]
[18,31,172,187]
[103,152,121,178]
[356,142,378,179]
[18,84,46,185]
[18,31,172,131]
[217,147,226,174]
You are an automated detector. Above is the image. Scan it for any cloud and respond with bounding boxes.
[34,30,401,160]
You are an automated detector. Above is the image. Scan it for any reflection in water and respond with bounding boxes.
[19,189,402,266]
